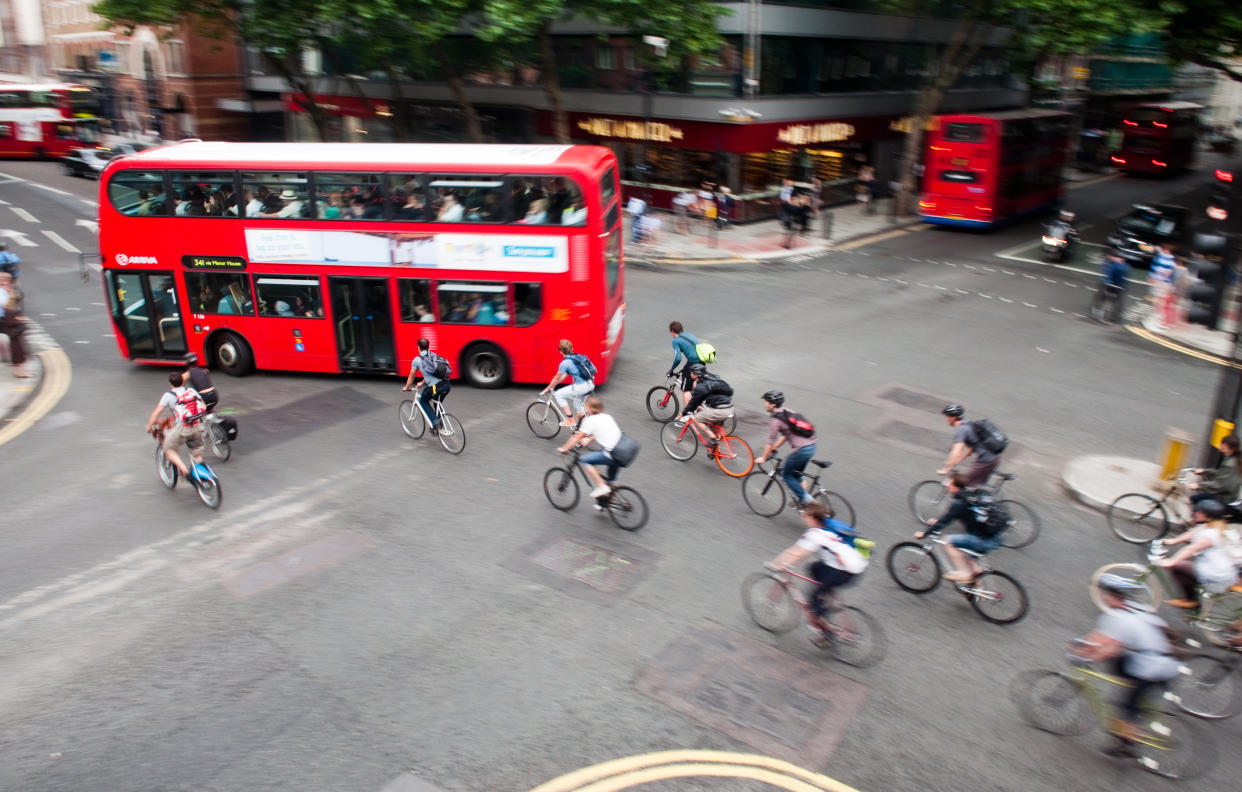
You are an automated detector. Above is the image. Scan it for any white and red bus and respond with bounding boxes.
[1112,101,1202,175]
[0,83,103,158]
[919,109,1071,228]
[98,142,625,387]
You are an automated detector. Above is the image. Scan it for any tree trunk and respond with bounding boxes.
[383,65,412,142]
[436,42,485,143]
[262,53,329,141]
[538,19,569,143]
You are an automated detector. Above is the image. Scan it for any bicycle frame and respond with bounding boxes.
[756,456,825,500]
[671,413,722,445]
[765,569,849,630]
[1061,663,1180,749]
[411,386,447,426]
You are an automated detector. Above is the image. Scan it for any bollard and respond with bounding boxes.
[1158,428,1196,482]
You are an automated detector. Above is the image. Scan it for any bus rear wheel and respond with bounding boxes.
[212,332,254,377]
[462,343,510,389]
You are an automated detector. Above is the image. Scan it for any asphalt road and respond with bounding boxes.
[1,155,1240,792]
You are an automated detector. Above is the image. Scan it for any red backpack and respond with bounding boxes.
[778,409,815,437]
[173,387,206,425]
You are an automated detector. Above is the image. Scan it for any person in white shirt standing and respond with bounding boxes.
[558,395,623,500]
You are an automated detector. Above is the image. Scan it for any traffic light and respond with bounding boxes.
[1208,168,1233,220]
[1186,232,1233,329]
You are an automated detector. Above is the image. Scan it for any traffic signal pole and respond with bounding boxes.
[1200,168,1239,466]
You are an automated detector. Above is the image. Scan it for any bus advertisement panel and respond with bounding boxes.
[1112,101,1202,175]
[0,83,102,158]
[99,142,625,388]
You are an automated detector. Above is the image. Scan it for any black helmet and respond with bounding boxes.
[942,403,965,418]
[686,362,707,377]
[762,390,784,407]
[1195,499,1228,520]
[1096,572,1147,600]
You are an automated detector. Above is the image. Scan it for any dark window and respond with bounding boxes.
[255,276,323,317]
[600,167,617,206]
[605,229,621,297]
[398,278,435,322]
[437,282,508,325]
[514,283,543,327]
[108,170,169,217]
[605,203,619,231]
[944,123,985,143]
[185,272,253,315]
[938,170,979,184]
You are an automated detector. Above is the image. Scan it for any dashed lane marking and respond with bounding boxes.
[40,230,80,253]
[73,340,90,344]
[65,307,81,312]
[9,207,38,223]
[79,199,98,208]
[31,183,71,196]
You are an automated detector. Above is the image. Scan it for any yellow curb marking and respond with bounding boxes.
[529,750,860,792]
[1127,324,1242,368]
[834,227,915,251]
[0,347,72,447]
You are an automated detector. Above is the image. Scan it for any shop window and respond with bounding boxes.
[186,272,254,315]
[255,276,323,317]
[241,171,311,219]
[398,278,435,322]
[514,283,543,327]
[437,282,508,325]
[316,172,385,220]
[427,174,509,222]
[169,171,237,217]
[596,46,616,71]
[108,170,169,217]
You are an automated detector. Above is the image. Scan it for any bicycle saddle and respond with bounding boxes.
[997,473,1016,481]
[812,459,832,468]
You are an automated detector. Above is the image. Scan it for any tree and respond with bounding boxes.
[1138,0,1242,82]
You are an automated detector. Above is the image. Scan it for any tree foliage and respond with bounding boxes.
[1139,0,1242,82]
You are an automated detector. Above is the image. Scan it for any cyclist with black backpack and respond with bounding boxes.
[939,403,1007,487]
[402,338,452,433]
[757,390,818,508]
[680,363,733,445]
[915,472,1008,581]
[542,339,596,428]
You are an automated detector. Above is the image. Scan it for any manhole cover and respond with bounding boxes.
[529,536,642,595]
[876,385,948,414]
[876,419,948,452]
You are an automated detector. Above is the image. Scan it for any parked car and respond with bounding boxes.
[60,148,114,179]
[1106,203,1188,269]
[1207,133,1237,155]
[100,141,162,158]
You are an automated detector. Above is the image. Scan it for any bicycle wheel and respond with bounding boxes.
[999,499,1040,548]
[713,435,754,478]
[908,479,949,523]
[1107,493,1170,544]
[398,399,426,439]
[436,414,466,455]
[1011,670,1095,735]
[1133,710,1217,780]
[205,422,231,462]
[742,471,785,517]
[155,445,177,489]
[815,490,856,527]
[645,385,680,423]
[719,413,738,436]
[967,571,1028,624]
[826,605,887,667]
[1174,654,1242,720]
[1200,591,1242,647]
[741,572,802,633]
[194,469,222,510]
[525,401,562,439]
[607,485,649,531]
[659,421,698,461]
[542,467,579,511]
[885,542,941,593]
[1089,563,1163,613]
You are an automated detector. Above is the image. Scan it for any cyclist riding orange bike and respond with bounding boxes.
[678,364,733,445]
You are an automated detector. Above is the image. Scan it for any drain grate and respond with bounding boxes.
[528,536,641,595]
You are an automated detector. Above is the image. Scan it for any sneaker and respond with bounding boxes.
[429,425,439,435]
[1164,598,1198,609]
[592,502,605,512]
[589,485,611,498]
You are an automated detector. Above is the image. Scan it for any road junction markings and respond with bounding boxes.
[527,750,861,792]
[0,347,71,447]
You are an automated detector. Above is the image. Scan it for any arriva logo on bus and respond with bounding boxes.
[115,253,159,266]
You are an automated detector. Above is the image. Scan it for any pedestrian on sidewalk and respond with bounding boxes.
[0,271,30,378]
[782,192,810,249]
[672,190,695,233]
[856,165,877,215]
[715,186,734,229]
[625,195,647,244]
[1169,256,1194,330]
[0,241,19,280]
[1148,245,1176,329]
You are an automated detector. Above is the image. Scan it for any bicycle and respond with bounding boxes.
[644,373,736,434]
[200,409,233,462]
[885,536,1029,624]
[1088,540,1242,647]
[659,413,754,478]
[525,389,580,440]
[398,385,465,454]
[1106,468,1196,544]
[741,568,886,667]
[151,425,222,509]
[1173,649,1242,720]
[741,455,856,526]
[1011,651,1217,780]
[908,472,1040,548]
[1088,282,1127,325]
[542,448,649,531]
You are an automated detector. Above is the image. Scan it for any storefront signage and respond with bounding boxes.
[576,117,685,143]
[776,122,855,146]
[889,116,939,134]
[182,255,247,270]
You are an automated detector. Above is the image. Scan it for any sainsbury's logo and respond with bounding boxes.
[115,253,159,266]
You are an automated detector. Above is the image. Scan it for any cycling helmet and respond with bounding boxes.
[942,403,965,418]
[1096,573,1147,599]
[762,390,785,407]
[685,362,707,377]
[1194,499,1228,520]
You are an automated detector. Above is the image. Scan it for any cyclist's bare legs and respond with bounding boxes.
[943,544,981,578]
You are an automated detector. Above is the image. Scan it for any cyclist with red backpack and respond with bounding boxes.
[145,371,208,478]
[939,403,1008,486]
[757,390,818,508]
[402,338,452,434]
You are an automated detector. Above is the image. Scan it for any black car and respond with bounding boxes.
[1106,203,1188,269]
[59,148,114,179]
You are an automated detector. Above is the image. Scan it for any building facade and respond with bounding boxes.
[0,0,49,83]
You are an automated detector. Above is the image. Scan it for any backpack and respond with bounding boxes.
[965,490,1010,537]
[172,387,206,425]
[970,418,1009,455]
[423,352,451,379]
[570,353,597,381]
[777,409,815,438]
[694,342,717,364]
[701,374,733,398]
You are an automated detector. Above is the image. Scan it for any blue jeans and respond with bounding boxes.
[419,381,449,428]
[783,443,816,504]
[948,532,1002,555]
[580,450,619,483]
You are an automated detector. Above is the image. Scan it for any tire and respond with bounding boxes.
[826,605,887,667]
[62,163,75,177]
[909,480,950,523]
[156,445,177,489]
[1107,493,1170,544]
[194,468,222,509]
[1133,711,1216,780]
[205,422,231,462]
[645,385,680,423]
[607,485,648,531]
[1174,654,1242,720]
[885,542,941,593]
[713,435,754,477]
[436,414,466,455]
[742,470,785,517]
[815,490,856,527]
[398,399,425,439]
[1089,562,1163,613]
[542,467,579,512]
[967,571,1028,624]
[1200,591,1242,647]
[212,331,254,377]
[1011,670,1095,735]
[659,421,698,461]
[741,572,801,633]
[462,342,510,389]
[526,401,562,439]
[999,499,1040,548]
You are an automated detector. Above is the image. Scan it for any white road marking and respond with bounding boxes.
[41,230,80,253]
[876,276,889,281]
[955,288,970,294]
[90,302,105,306]
[934,285,947,291]
[101,333,115,337]
[979,293,993,299]
[946,261,957,267]
[31,183,71,196]
[73,340,90,344]
[0,229,36,247]
[79,199,98,208]
[39,313,56,317]
[75,218,99,234]
[1023,302,1038,308]
[0,199,8,205]
[1050,308,1065,313]
[917,283,930,288]
[10,207,39,223]
[1062,281,1078,288]
[1002,269,1015,275]
[857,273,871,278]
[895,279,909,285]
[963,264,977,270]
[1023,274,1037,279]
[999,297,1014,303]
[1043,277,1057,283]
[982,266,996,272]
[65,307,81,312]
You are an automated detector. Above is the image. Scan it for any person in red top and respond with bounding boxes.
[756,390,818,508]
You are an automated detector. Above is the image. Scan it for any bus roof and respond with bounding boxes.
[938,108,1071,123]
[119,142,596,169]
[0,83,89,92]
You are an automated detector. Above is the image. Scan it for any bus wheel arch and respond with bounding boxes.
[210,330,254,377]
[461,342,510,389]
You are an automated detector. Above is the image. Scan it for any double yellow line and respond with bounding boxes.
[529,750,861,792]
[0,348,72,446]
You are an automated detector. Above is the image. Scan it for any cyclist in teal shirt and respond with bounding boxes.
[667,320,706,411]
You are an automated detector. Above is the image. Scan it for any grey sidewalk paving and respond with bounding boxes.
[1062,455,1170,514]
[1,319,56,426]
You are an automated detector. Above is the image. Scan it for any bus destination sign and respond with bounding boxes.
[183,255,248,270]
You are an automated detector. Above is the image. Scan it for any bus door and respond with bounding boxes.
[106,270,188,360]
[328,277,396,373]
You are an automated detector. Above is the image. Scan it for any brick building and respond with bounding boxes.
[0,0,49,82]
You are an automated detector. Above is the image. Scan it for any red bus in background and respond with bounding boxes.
[0,83,103,158]
[919,109,1071,229]
[99,142,625,387]
[1112,101,1202,175]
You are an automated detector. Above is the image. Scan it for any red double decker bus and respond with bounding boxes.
[0,83,102,158]
[1111,101,1202,175]
[919,109,1071,228]
[99,142,625,387]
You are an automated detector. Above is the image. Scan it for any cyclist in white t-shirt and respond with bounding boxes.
[557,395,622,501]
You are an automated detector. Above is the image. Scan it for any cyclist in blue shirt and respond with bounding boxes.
[402,338,450,433]
[0,241,18,280]
[542,338,594,427]
[667,320,707,412]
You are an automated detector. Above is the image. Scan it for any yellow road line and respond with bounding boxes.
[1127,325,1242,368]
[0,347,72,446]
[528,750,860,792]
[835,227,915,251]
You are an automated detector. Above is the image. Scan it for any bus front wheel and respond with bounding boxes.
[462,343,509,389]
[212,331,254,377]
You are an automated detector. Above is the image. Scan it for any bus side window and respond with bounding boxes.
[318,172,385,220]
[108,170,168,217]
[255,276,323,318]
[438,283,508,325]
[398,278,434,322]
[186,272,253,315]
[427,175,507,223]
[514,283,543,327]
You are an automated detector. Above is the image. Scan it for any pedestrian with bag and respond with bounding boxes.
[0,271,30,378]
